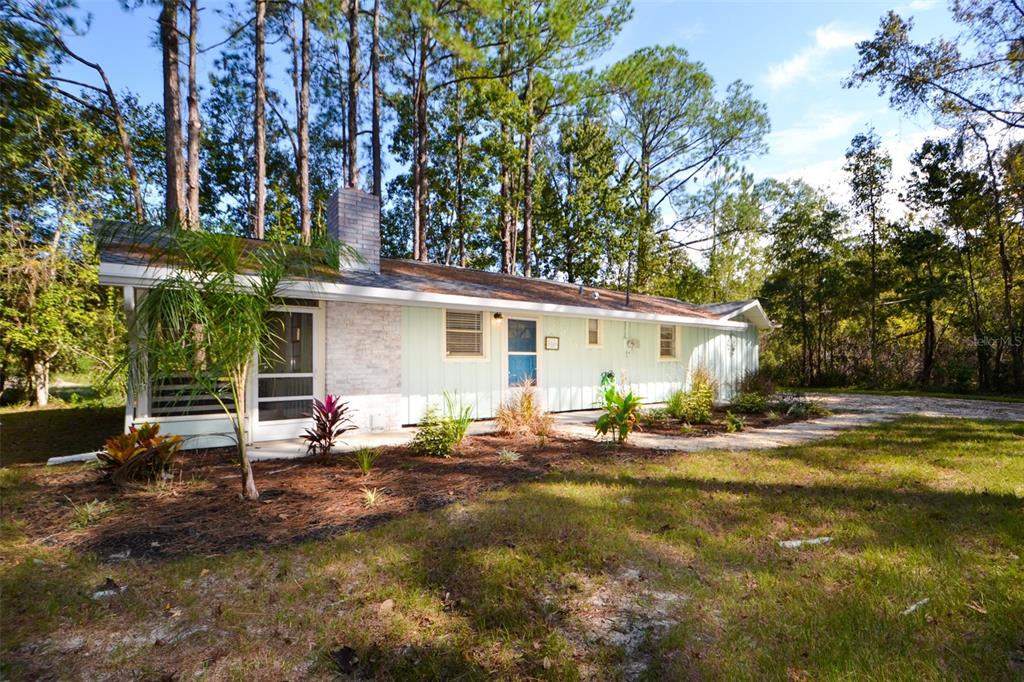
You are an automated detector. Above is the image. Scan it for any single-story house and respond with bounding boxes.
[98,188,771,447]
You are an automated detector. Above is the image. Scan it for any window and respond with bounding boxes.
[587,318,602,347]
[659,324,677,359]
[445,310,484,357]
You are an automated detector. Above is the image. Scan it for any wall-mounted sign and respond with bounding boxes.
[544,336,560,350]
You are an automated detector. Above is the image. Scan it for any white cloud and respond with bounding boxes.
[764,22,867,90]
[771,125,949,218]
[677,22,704,41]
[909,0,938,10]
[768,111,865,158]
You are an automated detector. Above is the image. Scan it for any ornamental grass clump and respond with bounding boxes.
[495,382,553,438]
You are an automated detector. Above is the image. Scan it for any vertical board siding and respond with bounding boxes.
[400,306,759,423]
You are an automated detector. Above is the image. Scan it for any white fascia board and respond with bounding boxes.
[721,300,772,329]
[99,261,753,331]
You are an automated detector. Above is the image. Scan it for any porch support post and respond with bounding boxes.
[122,286,136,434]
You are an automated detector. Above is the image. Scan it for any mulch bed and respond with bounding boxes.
[4,434,641,561]
[5,410,823,561]
[638,407,812,437]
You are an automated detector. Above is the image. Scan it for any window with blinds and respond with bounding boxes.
[659,324,677,359]
[587,318,601,346]
[445,310,484,357]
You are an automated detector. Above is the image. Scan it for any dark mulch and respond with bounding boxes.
[4,434,640,561]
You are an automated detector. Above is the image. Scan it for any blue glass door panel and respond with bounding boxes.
[507,319,538,385]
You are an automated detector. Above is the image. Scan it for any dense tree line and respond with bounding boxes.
[1,0,1020,401]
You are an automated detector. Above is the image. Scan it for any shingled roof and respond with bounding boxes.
[97,229,760,325]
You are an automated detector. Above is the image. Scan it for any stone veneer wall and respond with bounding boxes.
[325,300,403,431]
[326,188,380,273]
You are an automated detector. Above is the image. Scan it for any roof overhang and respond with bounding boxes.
[717,300,772,329]
[100,261,758,331]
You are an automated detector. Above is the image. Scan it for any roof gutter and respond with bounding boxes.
[99,261,758,330]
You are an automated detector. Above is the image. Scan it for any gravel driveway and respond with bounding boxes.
[553,392,1023,452]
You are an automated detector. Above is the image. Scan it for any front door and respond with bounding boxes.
[254,308,317,441]
[507,318,538,386]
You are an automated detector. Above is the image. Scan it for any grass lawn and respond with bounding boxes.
[2,416,1023,680]
[787,386,1024,403]
[0,403,125,465]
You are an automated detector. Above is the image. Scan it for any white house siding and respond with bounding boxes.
[325,300,404,432]
[397,306,760,424]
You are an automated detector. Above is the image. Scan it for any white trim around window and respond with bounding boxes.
[658,324,678,361]
[586,318,603,348]
[443,309,489,361]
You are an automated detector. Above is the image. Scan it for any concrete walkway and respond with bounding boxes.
[551,392,1024,453]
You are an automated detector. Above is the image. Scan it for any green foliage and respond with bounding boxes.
[769,395,831,420]
[731,392,768,415]
[665,389,688,421]
[97,422,181,484]
[497,448,521,464]
[350,447,381,477]
[725,411,745,433]
[360,487,382,508]
[412,393,473,458]
[64,496,115,530]
[594,382,643,444]
[638,407,670,429]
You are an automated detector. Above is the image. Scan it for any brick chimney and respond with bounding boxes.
[326,187,381,273]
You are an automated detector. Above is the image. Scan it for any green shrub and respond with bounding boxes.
[639,407,670,429]
[731,392,768,414]
[679,367,717,424]
[725,411,745,433]
[412,393,473,457]
[769,394,832,419]
[595,383,643,444]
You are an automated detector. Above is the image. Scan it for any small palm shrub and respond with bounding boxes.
[731,392,768,414]
[413,393,473,457]
[495,383,553,437]
[595,383,643,444]
[302,395,356,457]
[725,411,745,432]
[350,447,380,476]
[98,423,182,484]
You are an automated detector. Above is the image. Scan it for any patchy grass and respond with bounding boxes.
[0,404,124,465]
[789,386,1024,403]
[1,417,1023,680]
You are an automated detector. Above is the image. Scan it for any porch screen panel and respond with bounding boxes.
[258,311,314,422]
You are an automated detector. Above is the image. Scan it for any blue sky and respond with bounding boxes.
[60,0,957,204]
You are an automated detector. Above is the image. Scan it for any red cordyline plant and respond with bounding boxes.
[302,394,356,457]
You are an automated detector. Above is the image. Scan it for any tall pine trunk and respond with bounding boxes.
[160,0,184,226]
[298,1,312,244]
[370,0,382,198]
[347,0,360,188]
[186,0,201,228]
[253,0,267,239]
[521,69,535,277]
[413,30,430,261]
